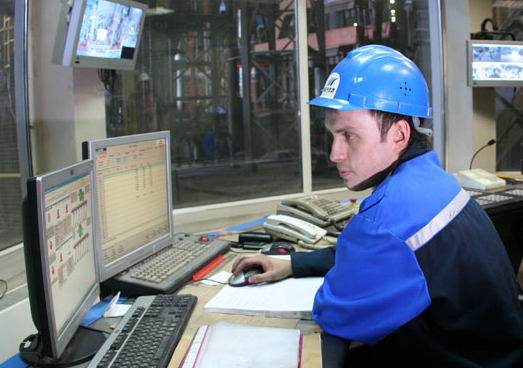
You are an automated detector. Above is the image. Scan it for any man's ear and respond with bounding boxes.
[392,119,411,150]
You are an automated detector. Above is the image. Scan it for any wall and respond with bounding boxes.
[443,0,474,174]
[469,0,497,172]
[73,68,107,159]
[27,1,106,175]
[27,0,76,175]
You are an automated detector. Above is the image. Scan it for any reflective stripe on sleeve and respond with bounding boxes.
[406,188,470,251]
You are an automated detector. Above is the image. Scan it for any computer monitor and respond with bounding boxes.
[82,131,173,283]
[467,39,523,87]
[53,0,147,70]
[20,160,105,367]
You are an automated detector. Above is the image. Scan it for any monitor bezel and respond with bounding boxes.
[467,39,523,87]
[83,131,174,283]
[23,159,100,359]
[58,0,147,70]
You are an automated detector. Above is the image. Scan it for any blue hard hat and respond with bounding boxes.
[308,45,432,118]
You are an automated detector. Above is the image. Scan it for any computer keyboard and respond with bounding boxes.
[467,184,523,211]
[87,294,197,368]
[104,232,231,296]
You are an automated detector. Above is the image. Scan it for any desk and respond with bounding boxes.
[166,253,322,368]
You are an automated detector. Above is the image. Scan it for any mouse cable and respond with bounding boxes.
[190,278,227,285]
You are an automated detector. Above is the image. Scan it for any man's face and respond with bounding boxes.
[325,109,402,191]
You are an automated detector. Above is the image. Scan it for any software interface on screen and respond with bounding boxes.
[44,171,97,336]
[471,42,523,81]
[92,137,170,268]
[77,0,144,60]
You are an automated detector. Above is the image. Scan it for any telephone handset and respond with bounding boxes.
[263,214,327,245]
[277,195,356,227]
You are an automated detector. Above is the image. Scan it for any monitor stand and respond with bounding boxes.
[20,326,106,368]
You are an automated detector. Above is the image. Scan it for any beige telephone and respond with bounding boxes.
[263,214,327,245]
[276,195,356,227]
[454,168,506,190]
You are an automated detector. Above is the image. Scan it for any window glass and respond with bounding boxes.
[0,2,22,251]
[103,0,302,208]
[308,0,435,189]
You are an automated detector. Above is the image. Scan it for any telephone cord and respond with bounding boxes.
[298,235,337,250]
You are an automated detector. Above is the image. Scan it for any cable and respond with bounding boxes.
[228,247,260,254]
[469,139,496,169]
[190,278,227,285]
[298,235,337,250]
[97,69,116,92]
[0,279,7,300]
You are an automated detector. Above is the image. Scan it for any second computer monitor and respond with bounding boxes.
[83,131,173,282]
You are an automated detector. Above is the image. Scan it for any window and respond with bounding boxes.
[102,0,303,208]
[0,1,22,252]
[100,0,440,207]
[308,0,437,189]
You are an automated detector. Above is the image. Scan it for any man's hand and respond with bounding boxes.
[231,254,293,285]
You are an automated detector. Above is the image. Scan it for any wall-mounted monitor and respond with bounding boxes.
[53,0,147,70]
[20,160,105,367]
[467,39,523,87]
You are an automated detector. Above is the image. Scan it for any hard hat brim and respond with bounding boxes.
[307,96,433,118]
[307,96,361,111]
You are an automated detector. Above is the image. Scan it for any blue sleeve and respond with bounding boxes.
[312,215,431,345]
[290,247,336,277]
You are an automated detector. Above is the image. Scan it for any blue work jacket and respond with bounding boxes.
[291,147,523,367]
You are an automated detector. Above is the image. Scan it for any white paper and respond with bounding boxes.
[200,270,231,285]
[193,321,301,368]
[103,292,131,317]
[204,277,323,318]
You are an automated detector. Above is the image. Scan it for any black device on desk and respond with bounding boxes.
[87,294,196,368]
[20,160,106,367]
[83,132,230,297]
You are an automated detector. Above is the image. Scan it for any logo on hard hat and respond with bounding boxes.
[320,73,340,99]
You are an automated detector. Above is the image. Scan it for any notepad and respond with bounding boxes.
[203,277,323,318]
[178,321,302,368]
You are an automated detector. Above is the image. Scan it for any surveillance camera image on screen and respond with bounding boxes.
[76,0,144,60]
[470,41,523,84]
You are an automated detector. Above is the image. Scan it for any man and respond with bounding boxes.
[232,45,523,367]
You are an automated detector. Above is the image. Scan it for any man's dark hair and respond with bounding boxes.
[369,110,432,149]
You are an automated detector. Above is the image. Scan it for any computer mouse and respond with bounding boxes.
[260,241,295,255]
[228,266,264,287]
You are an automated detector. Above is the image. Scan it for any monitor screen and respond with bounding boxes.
[21,160,104,366]
[467,39,523,87]
[82,131,173,282]
[54,0,147,70]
